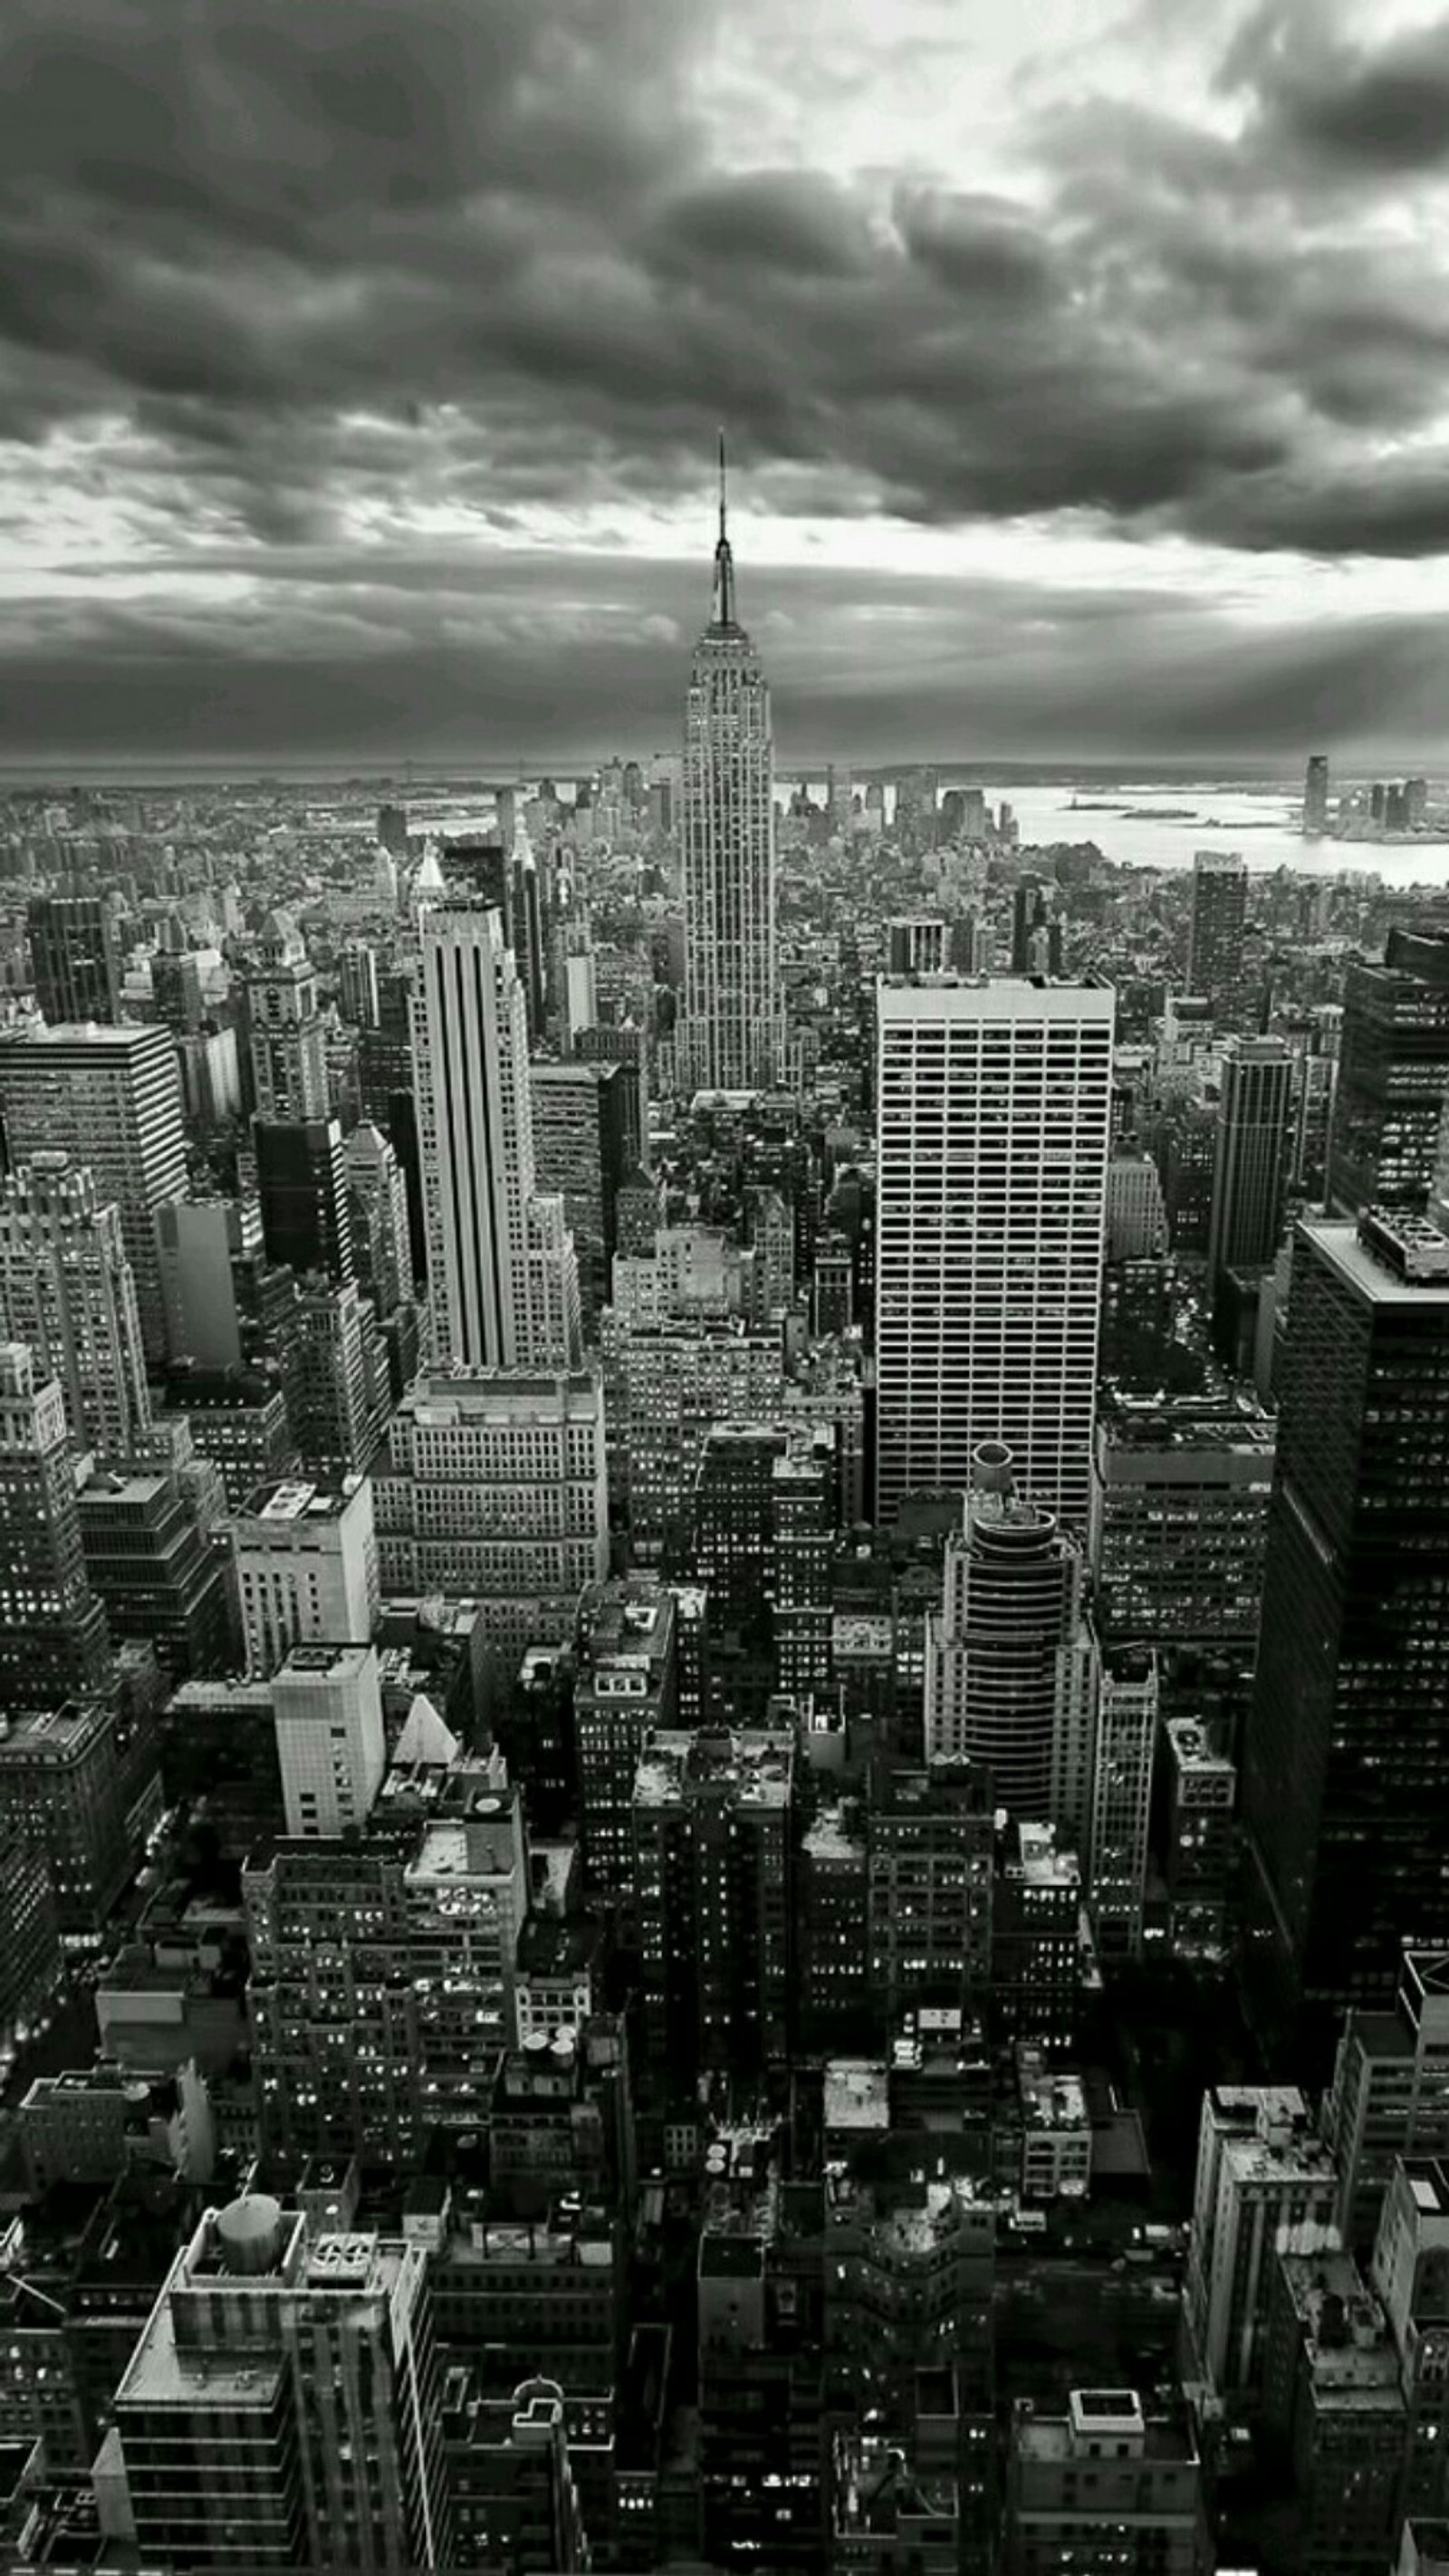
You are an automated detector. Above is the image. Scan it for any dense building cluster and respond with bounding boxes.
[0,502,1445,2574]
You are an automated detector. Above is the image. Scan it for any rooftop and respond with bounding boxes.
[823,2060,889,2133]
[238,1475,363,1524]
[633,1727,792,1812]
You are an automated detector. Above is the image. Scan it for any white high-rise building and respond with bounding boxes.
[229,1475,379,1678]
[410,905,580,1370]
[875,974,1115,1531]
[682,442,777,1092]
[273,1641,386,1839]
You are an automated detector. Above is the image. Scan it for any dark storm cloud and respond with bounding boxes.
[4,0,1449,570]
[1,550,1444,764]
[1222,2,1449,174]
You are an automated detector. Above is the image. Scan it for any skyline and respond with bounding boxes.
[5,0,1449,760]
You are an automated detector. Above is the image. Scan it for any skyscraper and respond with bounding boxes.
[682,441,777,1092]
[410,903,579,1368]
[110,2197,451,2571]
[1329,929,1449,1216]
[0,1342,111,1708]
[0,1024,187,1366]
[245,909,328,1120]
[874,974,1115,1531]
[1205,1037,1292,1290]
[27,894,120,1027]
[1185,851,1249,1024]
[925,1444,1095,1841]
[0,1152,151,1458]
[1304,753,1330,836]
[1243,1209,1449,2052]
[254,1115,354,1283]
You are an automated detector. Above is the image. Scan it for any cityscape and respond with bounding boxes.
[6,4,1449,2575]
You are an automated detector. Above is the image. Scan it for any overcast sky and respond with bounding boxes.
[4,0,1449,767]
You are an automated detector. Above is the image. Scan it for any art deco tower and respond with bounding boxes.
[682,439,778,1092]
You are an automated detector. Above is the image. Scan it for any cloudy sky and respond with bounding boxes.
[4,0,1449,767]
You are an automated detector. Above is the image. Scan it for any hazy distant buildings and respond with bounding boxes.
[874,976,1114,1532]
[1304,753,1330,837]
[682,449,778,1091]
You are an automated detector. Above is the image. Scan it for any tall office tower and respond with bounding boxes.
[600,1314,785,1557]
[110,2196,450,2572]
[632,1727,793,2084]
[1185,2086,1338,2400]
[337,939,380,1030]
[0,1837,62,2060]
[254,1115,354,1284]
[1011,876,1060,975]
[1004,2389,1211,2574]
[0,1697,132,1935]
[273,1641,386,1838]
[373,1368,608,1656]
[697,2154,827,2576]
[529,1059,629,1327]
[888,916,948,976]
[772,1425,836,1696]
[27,893,120,1026]
[574,1575,677,1897]
[343,1120,412,1321]
[1206,1037,1292,1289]
[682,444,778,1092]
[1243,1210,1449,2049]
[575,1021,648,1171]
[445,2375,594,2576]
[79,1449,232,1680]
[1161,1716,1236,1961]
[229,1474,379,1677]
[0,1024,186,1366]
[745,1184,795,1322]
[874,976,1114,1532]
[1105,1154,1168,1260]
[1089,1397,1274,1650]
[1329,928,1449,1215]
[1185,849,1249,1022]
[411,903,579,1367]
[245,910,327,1120]
[284,1278,390,1478]
[1326,1950,1449,2258]
[1304,752,1330,835]
[0,1153,151,1457]
[867,1756,994,2023]
[925,1446,1095,1842]
[1088,1646,1157,1961]
[0,1343,110,1706]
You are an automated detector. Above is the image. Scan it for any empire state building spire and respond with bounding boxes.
[683,436,778,1091]
[712,427,736,630]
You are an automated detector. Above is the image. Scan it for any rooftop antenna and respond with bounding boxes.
[712,428,736,628]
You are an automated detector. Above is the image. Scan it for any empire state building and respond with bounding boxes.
[682,441,778,1092]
